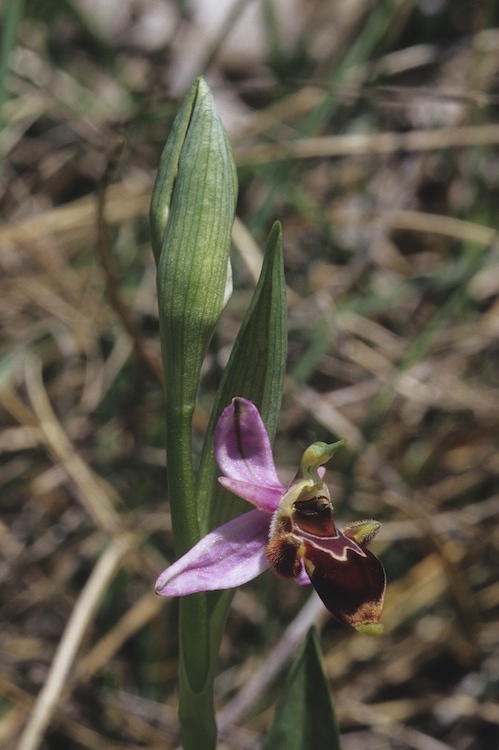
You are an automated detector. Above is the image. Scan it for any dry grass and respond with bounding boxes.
[1,1,499,749]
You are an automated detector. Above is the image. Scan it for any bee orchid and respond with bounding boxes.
[156,398,386,632]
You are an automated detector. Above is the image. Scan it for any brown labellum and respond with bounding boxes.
[267,494,386,628]
[301,535,386,628]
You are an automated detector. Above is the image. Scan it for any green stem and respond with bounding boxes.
[165,403,198,556]
[165,400,214,748]
[178,597,217,749]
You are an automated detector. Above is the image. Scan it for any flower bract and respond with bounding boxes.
[156,397,386,631]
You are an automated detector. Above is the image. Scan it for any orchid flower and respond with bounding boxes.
[156,398,386,631]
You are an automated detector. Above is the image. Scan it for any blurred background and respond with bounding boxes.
[1,1,499,748]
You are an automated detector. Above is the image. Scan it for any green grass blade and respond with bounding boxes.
[0,0,25,135]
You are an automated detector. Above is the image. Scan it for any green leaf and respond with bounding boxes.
[196,221,287,534]
[262,628,342,750]
[149,81,197,262]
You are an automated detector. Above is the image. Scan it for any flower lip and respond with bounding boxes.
[302,532,386,628]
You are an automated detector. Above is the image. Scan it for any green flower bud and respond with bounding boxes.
[151,77,238,412]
